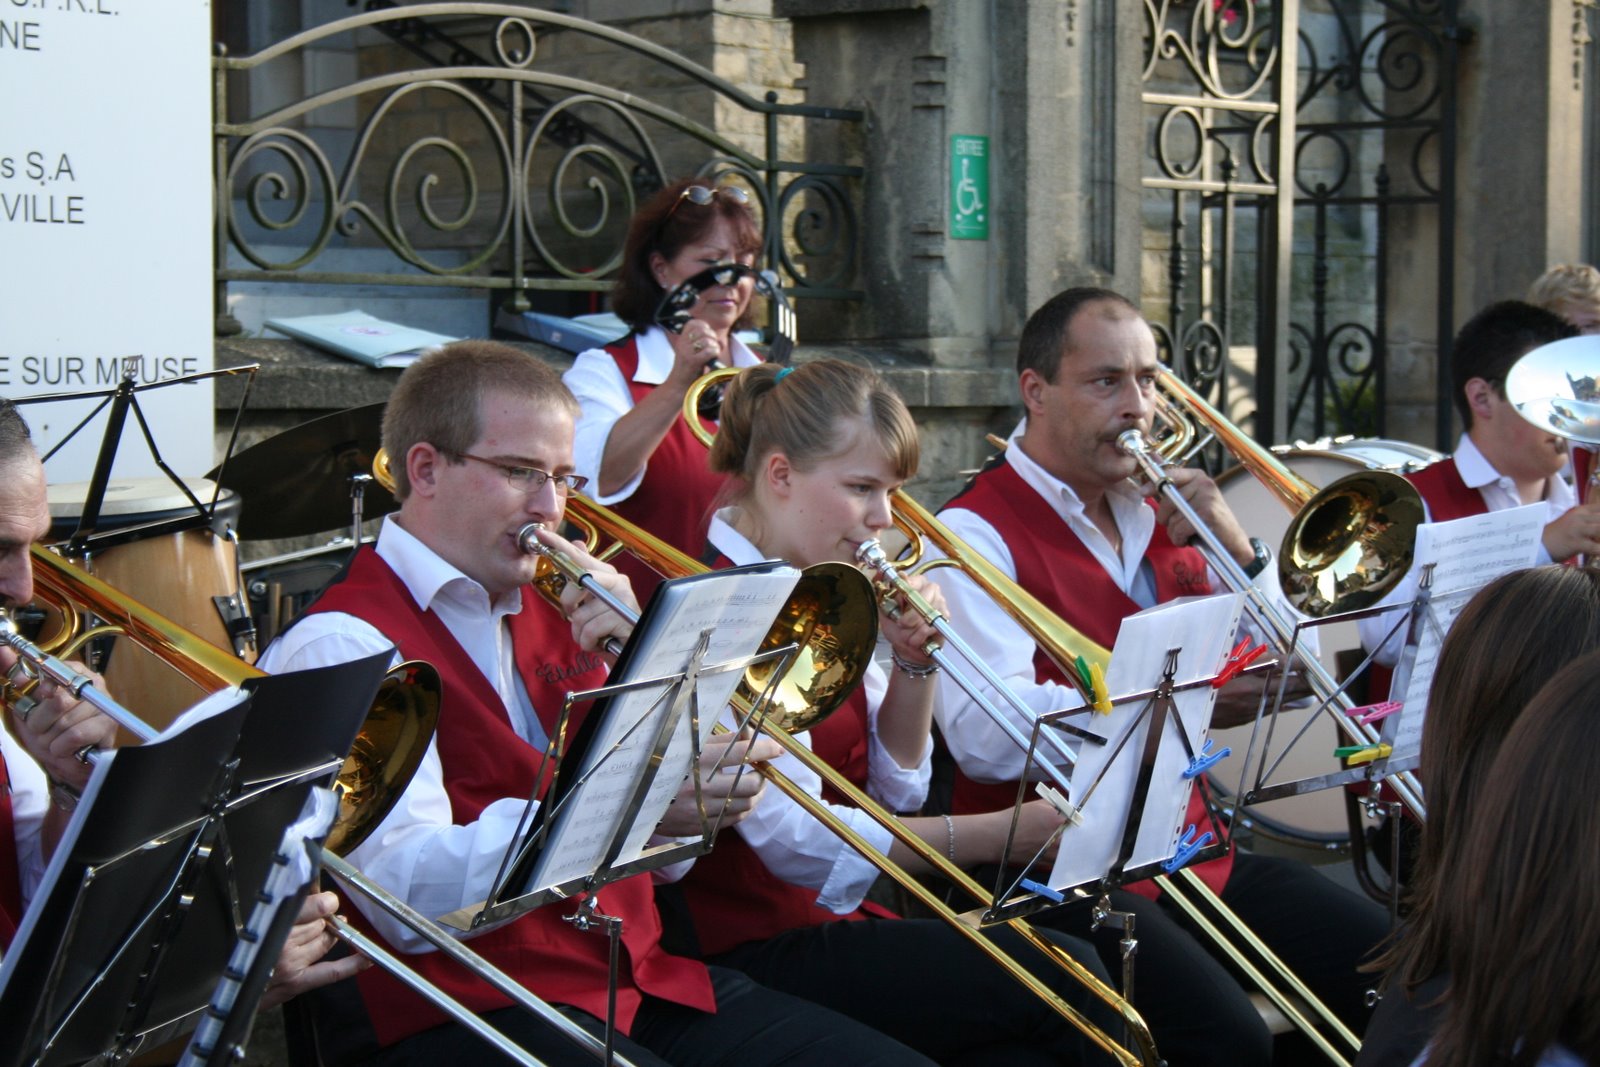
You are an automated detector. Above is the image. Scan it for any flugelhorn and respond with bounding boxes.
[8,546,631,1066]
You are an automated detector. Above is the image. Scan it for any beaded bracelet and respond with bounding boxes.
[891,649,941,678]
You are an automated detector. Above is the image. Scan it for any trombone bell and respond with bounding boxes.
[1280,470,1424,618]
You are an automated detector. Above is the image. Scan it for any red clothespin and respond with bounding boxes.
[1212,637,1267,688]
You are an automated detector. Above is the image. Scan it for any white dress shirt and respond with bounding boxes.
[1,730,50,910]
[1357,432,1575,666]
[707,510,931,913]
[931,419,1287,785]
[258,517,554,951]
[564,325,760,505]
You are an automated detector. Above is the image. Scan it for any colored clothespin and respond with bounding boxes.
[1035,782,1084,826]
[1334,743,1392,767]
[1161,823,1217,874]
[1088,661,1113,714]
[1019,878,1066,904]
[1182,737,1231,779]
[1344,700,1403,727]
[1212,637,1267,688]
[1073,654,1095,695]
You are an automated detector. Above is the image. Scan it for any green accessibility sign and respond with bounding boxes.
[950,134,989,240]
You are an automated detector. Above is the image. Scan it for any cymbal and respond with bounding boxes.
[210,403,394,539]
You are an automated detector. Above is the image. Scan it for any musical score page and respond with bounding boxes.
[1384,504,1545,758]
[1047,591,1243,891]
[520,565,799,895]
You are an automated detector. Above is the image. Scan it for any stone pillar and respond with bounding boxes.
[1455,0,1586,316]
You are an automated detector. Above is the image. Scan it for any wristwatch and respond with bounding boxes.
[48,777,81,812]
[1241,536,1272,579]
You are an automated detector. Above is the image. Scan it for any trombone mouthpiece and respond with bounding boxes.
[516,522,547,555]
[1116,429,1148,456]
[854,539,888,570]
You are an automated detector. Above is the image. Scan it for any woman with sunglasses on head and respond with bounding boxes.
[667,358,1124,1066]
[564,177,764,601]
[1357,565,1600,1067]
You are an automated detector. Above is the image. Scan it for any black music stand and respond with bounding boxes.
[0,653,390,1067]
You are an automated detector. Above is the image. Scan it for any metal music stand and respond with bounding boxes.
[0,653,390,1067]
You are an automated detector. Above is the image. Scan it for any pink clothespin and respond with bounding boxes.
[1345,700,1403,727]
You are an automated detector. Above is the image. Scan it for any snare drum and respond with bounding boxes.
[47,478,255,729]
[1208,438,1441,841]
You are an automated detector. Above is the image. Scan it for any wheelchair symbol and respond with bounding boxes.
[955,158,985,218]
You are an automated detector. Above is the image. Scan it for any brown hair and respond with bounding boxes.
[1378,565,1600,993]
[709,359,919,494]
[610,177,763,332]
[1017,287,1142,383]
[1425,648,1600,1067]
[0,400,33,469]
[381,340,577,500]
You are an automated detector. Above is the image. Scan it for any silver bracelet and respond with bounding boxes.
[942,814,957,862]
[891,649,941,678]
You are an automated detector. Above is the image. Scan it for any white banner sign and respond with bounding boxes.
[1,0,214,483]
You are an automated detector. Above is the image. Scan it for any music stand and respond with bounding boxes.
[0,653,390,1067]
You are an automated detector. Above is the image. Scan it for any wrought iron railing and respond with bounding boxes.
[213,3,863,330]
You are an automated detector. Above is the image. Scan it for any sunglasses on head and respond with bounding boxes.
[666,183,751,220]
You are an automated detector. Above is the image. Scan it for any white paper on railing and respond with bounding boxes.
[1384,504,1545,760]
[1047,591,1243,891]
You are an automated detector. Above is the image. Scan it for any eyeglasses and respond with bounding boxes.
[451,452,588,495]
[665,183,750,220]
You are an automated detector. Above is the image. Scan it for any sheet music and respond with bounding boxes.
[1384,505,1545,758]
[521,566,800,894]
[1047,592,1244,890]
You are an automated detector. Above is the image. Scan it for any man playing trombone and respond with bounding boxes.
[931,288,1388,1066]
[260,341,946,1066]
[0,400,366,1013]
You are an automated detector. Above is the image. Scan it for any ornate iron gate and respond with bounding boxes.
[1142,0,1463,452]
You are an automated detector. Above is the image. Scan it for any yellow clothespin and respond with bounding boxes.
[1338,743,1392,767]
[1088,661,1113,715]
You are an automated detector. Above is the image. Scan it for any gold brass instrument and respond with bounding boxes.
[373,448,1158,1065]
[6,546,632,1067]
[679,365,1365,1062]
[1151,368,1426,818]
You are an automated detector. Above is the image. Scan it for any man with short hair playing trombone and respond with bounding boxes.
[931,287,1389,1066]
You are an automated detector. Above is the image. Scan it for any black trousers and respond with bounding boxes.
[355,964,937,1067]
[710,917,1126,1067]
[1022,853,1390,1067]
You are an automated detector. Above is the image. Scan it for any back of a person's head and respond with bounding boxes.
[1387,565,1600,990]
[1527,262,1600,327]
[710,359,918,494]
[1425,649,1600,1067]
[1451,301,1574,426]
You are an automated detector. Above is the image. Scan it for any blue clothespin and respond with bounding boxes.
[1181,738,1231,779]
[1161,823,1217,874]
[1019,878,1065,903]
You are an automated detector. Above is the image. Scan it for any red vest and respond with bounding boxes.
[942,460,1232,897]
[1405,456,1490,523]
[677,686,896,955]
[602,337,733,605]
[307,546,714,1046]
[0,750,23,950]
[1573,446,1594,504]
[1365,457,1495,703]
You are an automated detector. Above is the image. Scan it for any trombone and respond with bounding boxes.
[5,545,634,1067]
[678,364,1366,1062]
[513,505,1161,1067]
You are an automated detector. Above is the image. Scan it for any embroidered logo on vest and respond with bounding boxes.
[536,650,606,685]
[1173,556,1210,593]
